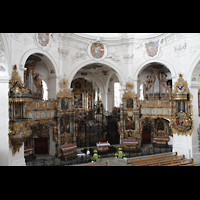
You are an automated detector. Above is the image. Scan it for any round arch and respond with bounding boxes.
[187,53,200,87]
[72,73,105,95]
[68,60,126,87]
[133,59,176,81]
[19,48,59,77]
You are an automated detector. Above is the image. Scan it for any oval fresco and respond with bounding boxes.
[91,42,104,59]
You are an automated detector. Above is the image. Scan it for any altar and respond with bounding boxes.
[61,144,77,160]
[96,142,110,151]
[122,140,139,149]
[154,137,169,146]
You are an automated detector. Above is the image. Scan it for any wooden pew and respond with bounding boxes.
[184,163,200,166]
[139,155,185,166]
[79,161,108,166]
[126,152,177,166]
[166,158,193,166]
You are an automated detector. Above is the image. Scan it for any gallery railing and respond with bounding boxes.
[25,145,172,166]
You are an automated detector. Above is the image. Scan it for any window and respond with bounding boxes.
[114,82,121,107]
[42,80,48,100]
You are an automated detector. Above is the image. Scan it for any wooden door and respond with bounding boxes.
[142,130,151,144]
[35,137,48,154]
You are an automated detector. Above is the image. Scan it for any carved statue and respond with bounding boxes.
[183,116,192,126]
[75,122,79,135]
[53,125,58,140]
[171,114,179,126]
[139,121,143,134]
[117,121,121,133]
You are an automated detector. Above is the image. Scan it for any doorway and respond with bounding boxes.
[142,130,151,144]
[34,137,48,154]
[142,124,152,145]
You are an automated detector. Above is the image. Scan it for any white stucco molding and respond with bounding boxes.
[187,53,200,88]
[133,58,176,81]
[19,48,59,78]
[68,59,126,88]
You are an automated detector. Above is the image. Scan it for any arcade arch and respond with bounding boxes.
[23,52,58,100]
[71,62,123,112]
[68,60,125,87]
[137,62,172,100]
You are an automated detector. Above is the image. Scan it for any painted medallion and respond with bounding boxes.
[37,33,50,47]
[145,41,159,57]
[91,42,104,59]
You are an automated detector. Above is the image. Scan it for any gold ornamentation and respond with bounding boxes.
[123,90,137,99]
[170,74,193,136]
[8,121,32,155]
[60,77,69,88]
[9,65,24,90]
[53,125,58,141]
[125,81,134,90]
[57,89,73,99]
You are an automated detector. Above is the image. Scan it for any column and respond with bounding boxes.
[0,77,10,165]
[48,76,58,100]
[190,86,200,161]
[49,124,56,156]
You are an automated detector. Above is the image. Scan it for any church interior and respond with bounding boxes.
[1,33,200,166]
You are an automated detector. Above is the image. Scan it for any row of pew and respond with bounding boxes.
[126,152,200,166]
[79,152,200,166]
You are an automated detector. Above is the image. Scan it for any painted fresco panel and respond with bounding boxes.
[91,43,104,59]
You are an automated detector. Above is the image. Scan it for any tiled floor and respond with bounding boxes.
[29,143,200,166]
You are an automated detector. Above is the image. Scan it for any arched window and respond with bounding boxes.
[139,84,144,100]
[42,80,48,100]
[114,82,121,107]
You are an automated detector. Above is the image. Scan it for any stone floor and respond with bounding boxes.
[73,157,127,166]
[27,143,200,166]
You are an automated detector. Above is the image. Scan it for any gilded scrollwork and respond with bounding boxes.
[8,65,33,154]
[57,89,73,99]
[170,74,193,136]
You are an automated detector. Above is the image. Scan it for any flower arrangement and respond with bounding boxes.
[115,153,126,159]
[91,157,95,162]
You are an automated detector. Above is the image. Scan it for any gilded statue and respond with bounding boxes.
[117,121,121,133]
[171,114,179,126]
[75,122,79,135]
[53,125,58,140]
[183,116,192,126]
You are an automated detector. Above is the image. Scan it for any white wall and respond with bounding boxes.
[1,33,200,164]
[0,77,10,165]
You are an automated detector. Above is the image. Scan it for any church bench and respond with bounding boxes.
[166,158,193,166]
[184,163,200,166]
[126,152,177,166]
[126,153,176,166]
[138,155,185,166]
[79,161,108,166]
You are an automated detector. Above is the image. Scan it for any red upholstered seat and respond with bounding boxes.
[96,142,110,146]
[61,144,77,150]
[24,147,33,151]
[123,140,138,144]
[154,137,169,140]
